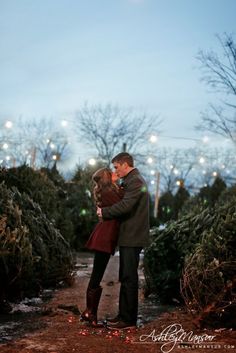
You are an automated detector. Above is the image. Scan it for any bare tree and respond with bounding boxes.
[149,148,197,193]
[146,146,236,195]
[1,118,70,169]
[74,103,162,164]
[196,33,236,144]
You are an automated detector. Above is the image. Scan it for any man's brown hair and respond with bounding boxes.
[112,152,134,167]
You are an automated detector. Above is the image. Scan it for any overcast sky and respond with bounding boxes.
[0,0,236,156]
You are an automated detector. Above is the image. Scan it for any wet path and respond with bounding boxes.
[1,252,234,353]
[0,252,170,343]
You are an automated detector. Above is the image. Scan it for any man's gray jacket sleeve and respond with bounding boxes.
[102,180,144,219]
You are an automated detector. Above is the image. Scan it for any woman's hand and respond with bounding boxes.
[97,207,102,219]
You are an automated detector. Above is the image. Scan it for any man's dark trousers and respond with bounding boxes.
[118,246,142,324]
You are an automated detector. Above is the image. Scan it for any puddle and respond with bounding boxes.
[138,296,175,324]
[0,291,53,343]
[0,312,47,343]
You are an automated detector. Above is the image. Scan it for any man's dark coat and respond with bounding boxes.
[102,168,150,247]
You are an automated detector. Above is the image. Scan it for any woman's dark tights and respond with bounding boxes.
[88,251,110,289]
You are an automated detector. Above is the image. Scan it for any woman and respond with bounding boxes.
[80,167,123,327]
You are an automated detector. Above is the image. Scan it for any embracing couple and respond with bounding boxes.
[80,152,150,330]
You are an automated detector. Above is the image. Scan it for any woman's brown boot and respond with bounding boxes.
[80,286,103,327]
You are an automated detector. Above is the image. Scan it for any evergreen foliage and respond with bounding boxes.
[0,164,99,250]
[180,176,227,216]
[158,191,175,223]
[144,181,236,327]
[181,196,236,327]
[0,165,59,222]
[144,206,211,303]
[0,182,73,301]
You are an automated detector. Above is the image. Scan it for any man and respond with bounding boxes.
[97,152,150,329]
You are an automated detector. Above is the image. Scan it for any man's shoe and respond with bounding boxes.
[107,320,136,330]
